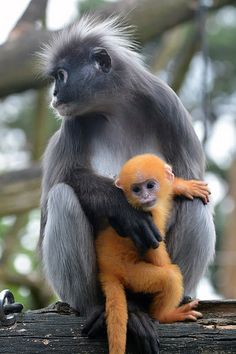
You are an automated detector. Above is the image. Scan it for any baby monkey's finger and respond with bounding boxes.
[194,181,211,194]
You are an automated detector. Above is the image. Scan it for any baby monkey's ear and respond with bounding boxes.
[114,178,123,189]
[165,164,175,182]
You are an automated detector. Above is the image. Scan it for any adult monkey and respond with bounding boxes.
[39,16,215,353]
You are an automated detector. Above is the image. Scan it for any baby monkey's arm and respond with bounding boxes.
[165,164,211,204]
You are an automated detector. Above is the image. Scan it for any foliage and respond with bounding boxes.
[79,0,108,14]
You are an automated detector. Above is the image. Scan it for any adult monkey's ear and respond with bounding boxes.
[91,47,112,73]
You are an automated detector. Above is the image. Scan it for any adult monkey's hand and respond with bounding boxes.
[109,206,162,252]
[68,167,162,252]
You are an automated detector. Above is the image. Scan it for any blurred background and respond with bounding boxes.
[0,0,235,310]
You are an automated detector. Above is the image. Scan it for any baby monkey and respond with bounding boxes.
[96,154,210,354]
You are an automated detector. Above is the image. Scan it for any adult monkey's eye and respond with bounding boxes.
[132,185,141,194]
[56,69,68,83]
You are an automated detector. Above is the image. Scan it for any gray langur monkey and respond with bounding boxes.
[39,16,215,353]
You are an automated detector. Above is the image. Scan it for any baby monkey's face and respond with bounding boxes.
[130,178,160,210]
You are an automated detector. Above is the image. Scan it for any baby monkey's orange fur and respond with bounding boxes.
[96,154,208,354]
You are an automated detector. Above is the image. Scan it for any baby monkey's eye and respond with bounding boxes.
[132,185,141,194]
[147,181,155,189]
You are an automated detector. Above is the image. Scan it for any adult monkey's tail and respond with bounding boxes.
[100,273,128,354]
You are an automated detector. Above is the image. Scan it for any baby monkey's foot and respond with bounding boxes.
[174,299,203,321]
[158,300,203,323]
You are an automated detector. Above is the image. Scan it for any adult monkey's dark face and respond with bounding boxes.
[39,18,146,118]
[49,42,114,117]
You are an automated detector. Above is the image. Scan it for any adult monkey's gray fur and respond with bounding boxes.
[39,15,215,334]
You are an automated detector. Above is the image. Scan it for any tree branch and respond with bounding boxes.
[0,0,235,98]
[8,0,48,41]
[169,25,200,92]
[0,269,52,309]
[0,165,41,217]
[100,0,236,42]
[0,213,29,265]
[150,26,186,74]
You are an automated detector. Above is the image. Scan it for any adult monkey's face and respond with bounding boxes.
[48,42,113,117]
[39,17,146,117]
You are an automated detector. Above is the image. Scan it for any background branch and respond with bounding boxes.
[0,269,52,308]
[0,0,234,98]
[169,25,200,92]
[0,165,41,217]
[8,0,48,41]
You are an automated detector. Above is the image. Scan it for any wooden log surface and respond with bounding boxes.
[0,301,235,353]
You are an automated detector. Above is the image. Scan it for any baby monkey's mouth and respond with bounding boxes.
[141,199,157,209]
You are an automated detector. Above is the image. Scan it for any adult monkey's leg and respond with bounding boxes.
[42,183,98,315]
[167,199,216,296]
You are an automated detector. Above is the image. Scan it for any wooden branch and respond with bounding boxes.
[32,88,49,161]
[117,0,236,42]
[169,26,200,92]
[151,26,186,74]
[8,0,48,41]
[0,30,51,97]
[0,164,41,217]
[0,0,235,98]
[0,301,235,353]
[0,213,28,264]
[14,0,48,25]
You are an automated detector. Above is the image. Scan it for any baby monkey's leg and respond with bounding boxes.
[124,262,183,312]
[124,262,202,324]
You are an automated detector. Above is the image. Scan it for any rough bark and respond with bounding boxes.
[0,301,235,353]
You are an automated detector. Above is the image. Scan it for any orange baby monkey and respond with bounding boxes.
[95,154,210,354]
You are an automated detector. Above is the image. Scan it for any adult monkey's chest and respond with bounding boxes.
[90,114,161,179]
